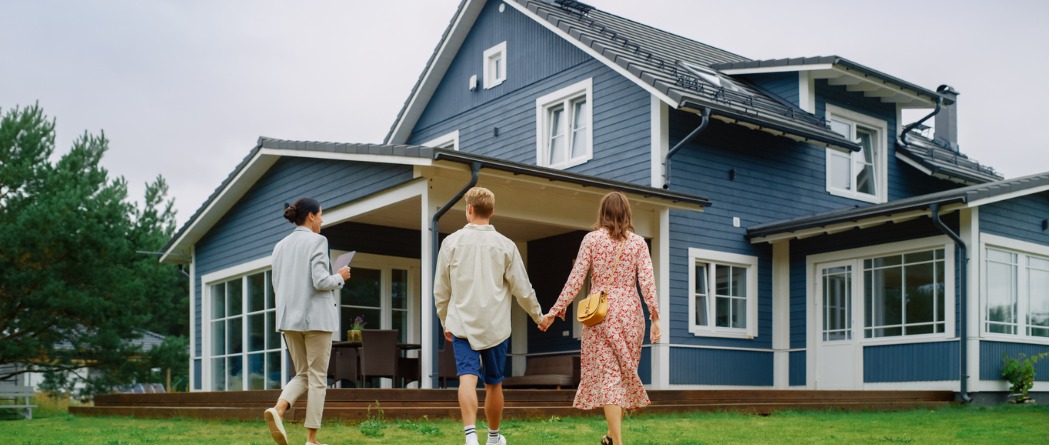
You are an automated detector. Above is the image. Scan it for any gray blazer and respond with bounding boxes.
[271,226,344,332]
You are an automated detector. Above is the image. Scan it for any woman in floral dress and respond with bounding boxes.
[539,191,661,445]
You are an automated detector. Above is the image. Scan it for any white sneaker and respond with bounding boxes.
[264,408,288,445]
[486,434,507,445]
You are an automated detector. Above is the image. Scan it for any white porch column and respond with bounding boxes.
[420,184,435,389]
[511,241,528,376]
[772,240,791,389]
[961,207,980,396]
[650,207,671,388]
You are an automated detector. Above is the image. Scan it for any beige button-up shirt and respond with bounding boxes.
[434,224,544,350]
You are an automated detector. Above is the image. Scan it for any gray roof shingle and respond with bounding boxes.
[897,132,1002,185]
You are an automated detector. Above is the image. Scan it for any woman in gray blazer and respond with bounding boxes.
[264,198,350,445]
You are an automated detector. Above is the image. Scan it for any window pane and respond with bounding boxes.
[211,284,225,319]
[1028,260,1049,336]
[266,351,282,390]
[731,298,747,329]
[228,318,242,354]
[227,356,243,391]
[987,260,1017,324]
[570,99,589,159]
[392,309,408,343]
[548,107,566,165]
[869,266,902,328]
[715,265,729,296]
[211,358,226,391]
[341,307,381,336]
[342,268,382,308]
[870,254,901,268]
[227,279,243,317]
[248,353,265,390]
[694,264,707,326]
[987,249,1015,263]
[715,297,730,328]
[854,129,875,195]
[695,295,708,327]
[248,313,265,352]
[904,250,934,264]
[392,269,408,310]
[266,311,281,350]
[248,273,265,313]
[266,271,276,310]
[824,267,851,340]
[731,266,746,297]
[211,320,225,355]
[828,151,850,190]
[904,262,936,326]
[829,119,850,138]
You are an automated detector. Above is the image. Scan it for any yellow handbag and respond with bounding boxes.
[576,241,624,327]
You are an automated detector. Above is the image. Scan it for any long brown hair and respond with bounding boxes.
[595,191,634,241]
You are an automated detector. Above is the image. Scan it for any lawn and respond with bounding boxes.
[2,402,1047,445]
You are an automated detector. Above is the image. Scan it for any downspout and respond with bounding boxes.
[428,161,480,386]
[898,96,942,149]
[664,107,710,189]
[930,203,972,403]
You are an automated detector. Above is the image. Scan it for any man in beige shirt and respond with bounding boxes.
[434,187,545,445]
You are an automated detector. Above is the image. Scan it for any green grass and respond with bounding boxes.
[2,404,1046,444]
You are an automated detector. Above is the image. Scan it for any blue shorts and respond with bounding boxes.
[452,337,508,385]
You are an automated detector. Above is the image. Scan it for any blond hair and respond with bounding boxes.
[465,187,495,218]
[595,191,634,241]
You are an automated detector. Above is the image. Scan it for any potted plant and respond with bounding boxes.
[1001,352,1048,403]
[347,315,367,342]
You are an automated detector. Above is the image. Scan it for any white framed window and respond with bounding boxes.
[483,41,506,89]
[687,248,759,339]
[204,267,283,392]
[981,235,1049,339]
[332,252,420,344]
[421,130,459,151]
[535,78,593,169]
[807,236,956,346]
[825,104,887,204]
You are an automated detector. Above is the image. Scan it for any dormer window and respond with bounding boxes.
[483,42,507,89]
[824,105,887,203]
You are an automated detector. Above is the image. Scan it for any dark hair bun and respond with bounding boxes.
[283,205,297,223]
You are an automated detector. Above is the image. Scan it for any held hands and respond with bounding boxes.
[337,266,351,281]
[444,330,453,343]
[537,314,555,332]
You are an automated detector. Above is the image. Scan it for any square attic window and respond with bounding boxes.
[681,62,744,93]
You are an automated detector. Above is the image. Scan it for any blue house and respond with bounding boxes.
[161,0,1047,402]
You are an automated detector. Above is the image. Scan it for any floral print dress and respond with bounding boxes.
[549,229,659,410]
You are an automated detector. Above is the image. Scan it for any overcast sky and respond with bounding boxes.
[2,0,1047,227]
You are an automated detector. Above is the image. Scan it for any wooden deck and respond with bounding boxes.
[70,389,957,421]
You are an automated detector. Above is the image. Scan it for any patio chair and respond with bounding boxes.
[327,346,359,388]
[438,340,458,388]
[359,329,398,387]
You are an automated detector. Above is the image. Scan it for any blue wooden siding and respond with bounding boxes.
[863,341,959,382]
[192,158,414,357]
[789,351,806,386]
[979,341,1049,382]
[408,1,653,186]
[740,72,799,107]
[669,348,773,386]
[979,193,1049,246]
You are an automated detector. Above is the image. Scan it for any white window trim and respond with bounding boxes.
[806,236,957,348]
[535,78,593,170]
[687,248,759,339]
[979,234,1050,343]
[824,104,888,204]
[421,130,460,151]
[201,257,278,392]
[483,41,507,89]
[331,251,421,345]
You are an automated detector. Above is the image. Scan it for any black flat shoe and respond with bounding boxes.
[601,435,612,445]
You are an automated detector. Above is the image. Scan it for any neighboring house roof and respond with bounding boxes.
[161,136,710,264]
[712,56,940,109]
[385,0,862,152]
[748,172,1049,243]
[897,131,1002,185]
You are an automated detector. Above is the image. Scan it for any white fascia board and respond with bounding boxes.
[259,148,433,166]
[386,0,487,144]
[321,178,428,228]
[161,152,278,264]
[750,206,968,244]
[503,0,678,108]
[718,63,835,75]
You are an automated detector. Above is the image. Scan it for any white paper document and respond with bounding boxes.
[333,251,356,271]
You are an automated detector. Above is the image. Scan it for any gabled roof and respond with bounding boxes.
[161,136,709,263]
[385,0,860,152]
[896,131,1002,185]
[712,56,940,109]
[748,172,1049,243]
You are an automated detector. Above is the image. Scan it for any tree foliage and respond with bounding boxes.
[0,104,187,398]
